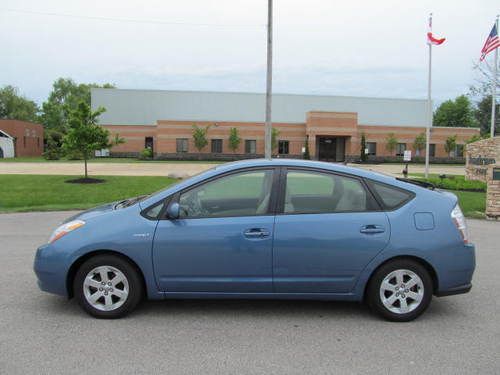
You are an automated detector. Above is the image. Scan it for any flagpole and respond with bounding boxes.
[425,13,433,178]
[490,15,499,138]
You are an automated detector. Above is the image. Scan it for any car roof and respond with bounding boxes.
[213,159,396,182]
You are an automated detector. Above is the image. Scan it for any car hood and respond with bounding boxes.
[62,202,117,223]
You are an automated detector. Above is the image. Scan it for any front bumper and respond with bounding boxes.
[33,244,69,297]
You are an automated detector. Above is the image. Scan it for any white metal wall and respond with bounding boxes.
[92,88,428,128]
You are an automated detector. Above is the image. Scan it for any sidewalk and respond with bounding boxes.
[0,161,465,177]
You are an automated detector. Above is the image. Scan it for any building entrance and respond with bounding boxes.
[317,137,346,162]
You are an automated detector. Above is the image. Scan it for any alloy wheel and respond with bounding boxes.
[379,269,424,314]
[83,265,129,312]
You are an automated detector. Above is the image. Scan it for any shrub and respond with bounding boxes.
[139,147,153,159]
[360,133,367,162]
[415,175,486,192]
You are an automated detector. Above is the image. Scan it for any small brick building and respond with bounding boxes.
[0,120,44,157]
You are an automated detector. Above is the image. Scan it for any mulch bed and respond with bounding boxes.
[65,177,105,184]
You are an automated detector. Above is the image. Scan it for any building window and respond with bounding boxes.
[455,144,464,157]
[245,140,256,154]
[278,140,289,155]
[145,137,154,150]
[23,136,26,148]
[367,142,377,156]
[429,144,436,157]
[211,139,223,153]
[396,143,406,156]
[176,138,188,153]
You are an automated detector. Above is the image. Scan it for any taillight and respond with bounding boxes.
[451,205,468,244]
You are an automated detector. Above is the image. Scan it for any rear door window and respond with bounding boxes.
[283,170,378,214]
[366,180,414,210]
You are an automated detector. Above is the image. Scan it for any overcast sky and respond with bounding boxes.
[0,0,498,105]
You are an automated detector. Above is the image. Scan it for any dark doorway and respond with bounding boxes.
[0,147,3,158]
[145,137,154,154]
[318,137,346,162]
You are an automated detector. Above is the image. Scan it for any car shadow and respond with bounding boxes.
[135,298,375,320]
[38,294,463,322]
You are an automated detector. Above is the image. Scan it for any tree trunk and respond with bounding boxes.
[84,157,88,179]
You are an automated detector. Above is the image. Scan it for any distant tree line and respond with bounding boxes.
[0,78,115,160]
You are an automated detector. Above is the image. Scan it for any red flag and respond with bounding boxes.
[427,15,446,45]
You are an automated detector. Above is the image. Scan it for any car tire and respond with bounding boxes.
[367,259,433,322]
[73,254,143,319]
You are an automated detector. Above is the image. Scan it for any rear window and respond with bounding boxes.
[367,180,414,210]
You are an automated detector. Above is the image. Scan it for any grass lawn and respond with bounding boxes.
[0,156,222,164]
[450,190,486,219]
[0,175,179,212]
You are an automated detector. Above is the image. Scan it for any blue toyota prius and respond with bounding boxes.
[34,159,475,321]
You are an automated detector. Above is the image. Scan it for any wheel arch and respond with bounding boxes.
[363,255,439,301]
[66,249,147,299]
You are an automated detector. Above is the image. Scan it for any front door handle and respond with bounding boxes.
[244,228,270,238]
[360,225,385,234]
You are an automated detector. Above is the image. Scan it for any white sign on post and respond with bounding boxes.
[403,150,412,162]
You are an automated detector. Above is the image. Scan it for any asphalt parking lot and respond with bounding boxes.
[1,211,499,374]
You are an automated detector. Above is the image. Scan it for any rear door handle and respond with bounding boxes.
[360,225,385,234]
[244,228,270,238]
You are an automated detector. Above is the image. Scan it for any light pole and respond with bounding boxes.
[264,0,273,159]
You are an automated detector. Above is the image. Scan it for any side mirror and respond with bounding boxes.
[166,202,180,220]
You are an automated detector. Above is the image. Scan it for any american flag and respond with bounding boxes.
[480,23,500,61]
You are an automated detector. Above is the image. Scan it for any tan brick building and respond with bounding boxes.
[92,89,479,162]
[0,120,44,157]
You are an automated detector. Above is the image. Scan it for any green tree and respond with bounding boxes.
[303,137,311,160]
[271,127,280,155]
[444,135,457,156]
[413,132,426,156]
[43,129,64,160]
[192,124,210,152]
[465,134,482,144]
[62,102,110,179]
[385,133,398,156]
[228,127,241,153]
[360,133,367,162]
[433,95,477,128]
[0,85,39,122]
[41,78,114,132]
[474,94,500,136]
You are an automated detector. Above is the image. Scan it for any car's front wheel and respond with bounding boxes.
[73,254,143,319]
[367,259,433,322]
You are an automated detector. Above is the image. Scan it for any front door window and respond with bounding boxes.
[179,169,274,218]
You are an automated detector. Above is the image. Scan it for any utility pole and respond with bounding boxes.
[264,0,273,159]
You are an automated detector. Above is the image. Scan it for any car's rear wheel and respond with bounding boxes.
[73,254,143,319]
[367,259,433,322]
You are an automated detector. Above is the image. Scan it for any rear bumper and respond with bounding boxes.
[435,283,472,297]
[435,243,475,296]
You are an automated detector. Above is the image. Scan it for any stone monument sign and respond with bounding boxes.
[465,137,500,220]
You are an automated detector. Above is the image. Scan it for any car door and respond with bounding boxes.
[152,168,278,293]
[273,168,390,294]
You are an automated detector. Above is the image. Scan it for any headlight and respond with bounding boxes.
[48,220,85,244]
